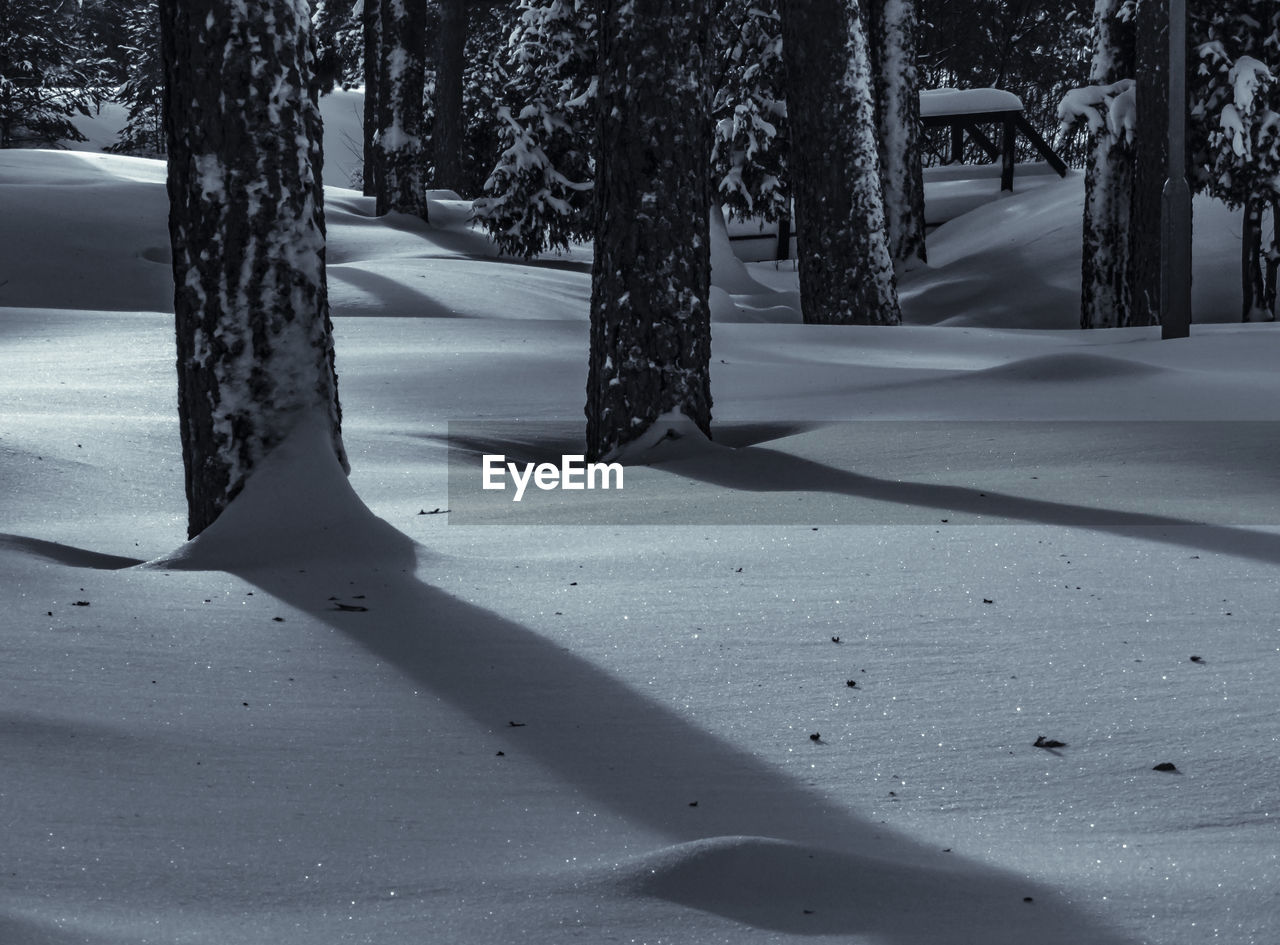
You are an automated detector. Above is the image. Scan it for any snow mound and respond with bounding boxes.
[970,351,1168,382]
[905,171,1248,327]
[614,835,1125,943]
[147,412,414,572]
[0,151,174,312]
[605,409,723,463]
[920,87,1024,116]
[710,208,773,295]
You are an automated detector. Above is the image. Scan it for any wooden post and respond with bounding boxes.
[950,121,964,164]
[776,212,792,261]
[1160,0,1191,339]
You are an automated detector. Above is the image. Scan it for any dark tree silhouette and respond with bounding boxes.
[432,0,467,192]
[160,0,345,537]
[586,0,714,459]
[780,0,900,325]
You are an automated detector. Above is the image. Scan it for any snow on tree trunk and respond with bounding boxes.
[373,0,427,217]
[780,0,900,325]
[160,0,346,539]
[1242,197,1269,321]
[1079,0,1133,329]
[432,0,466,193]
[865,0,927,264]
[586,0,714,461]
[1266,198,1280,316]
[362,0,381,197]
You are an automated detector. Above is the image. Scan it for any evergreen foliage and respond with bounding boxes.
[711,1,788,223]
[472,0,597,257]
[475,0,795,257]
[313,0,364,93]
[422,1,513,197]
[0,0,103,148]
[1066,1,1280,324]
[1189,3,1280,319]
[109,0,165,157]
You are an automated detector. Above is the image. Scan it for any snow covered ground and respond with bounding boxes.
[2,118,1277,944]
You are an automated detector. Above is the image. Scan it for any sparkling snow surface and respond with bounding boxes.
[2,115,1278,945]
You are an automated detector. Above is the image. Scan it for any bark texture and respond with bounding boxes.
[1080,0,1133,329]
[161,0,345,538]
[780,0,900,325]
[432,0,466,192]
[373,0,427,217]
[1130,0,1167,327]
[865,0,927,263]
[362,0,381,196]
[586,0,714,460]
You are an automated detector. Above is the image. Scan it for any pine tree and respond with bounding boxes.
[0,0,100,148]
[711,0,789,225]
[109,0,165,157]
[79,0,131,87]
[476,0,797,258]
[780,0,900,325]
[1190,4,1280,321]
[431,0,467,192]
[1060,0,1135,329]
[1128,0,1168,326]
[865,0,927,263]
[450,2,514,197]
[362,0,381,195]
[313,0,364,94]
[473,0,597,257]
[586,0,714,460]
[160,0,345,537]
[372,0,428,217]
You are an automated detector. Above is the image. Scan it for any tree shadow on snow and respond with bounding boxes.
[327,265,477,318]
[0,533,143,570]
[652,439,1280,568]
[226,555,1132,943]
[141,417,1135,944]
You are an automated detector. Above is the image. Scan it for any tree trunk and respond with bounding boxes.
[1080,0,1133,329]
[1266,198,1279,319]
[1129,0,1166,327]
[586,0,714,461]
[373,0,427,217]
[780,0,900,325]
[865,0,927,263]
[1242,196,1266,321]
[432,0,466,193]
[160,0,345,538]
[1082,133,1133,329]
[362,0,380,197]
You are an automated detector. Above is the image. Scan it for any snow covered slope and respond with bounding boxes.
[2,146,1278,945]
